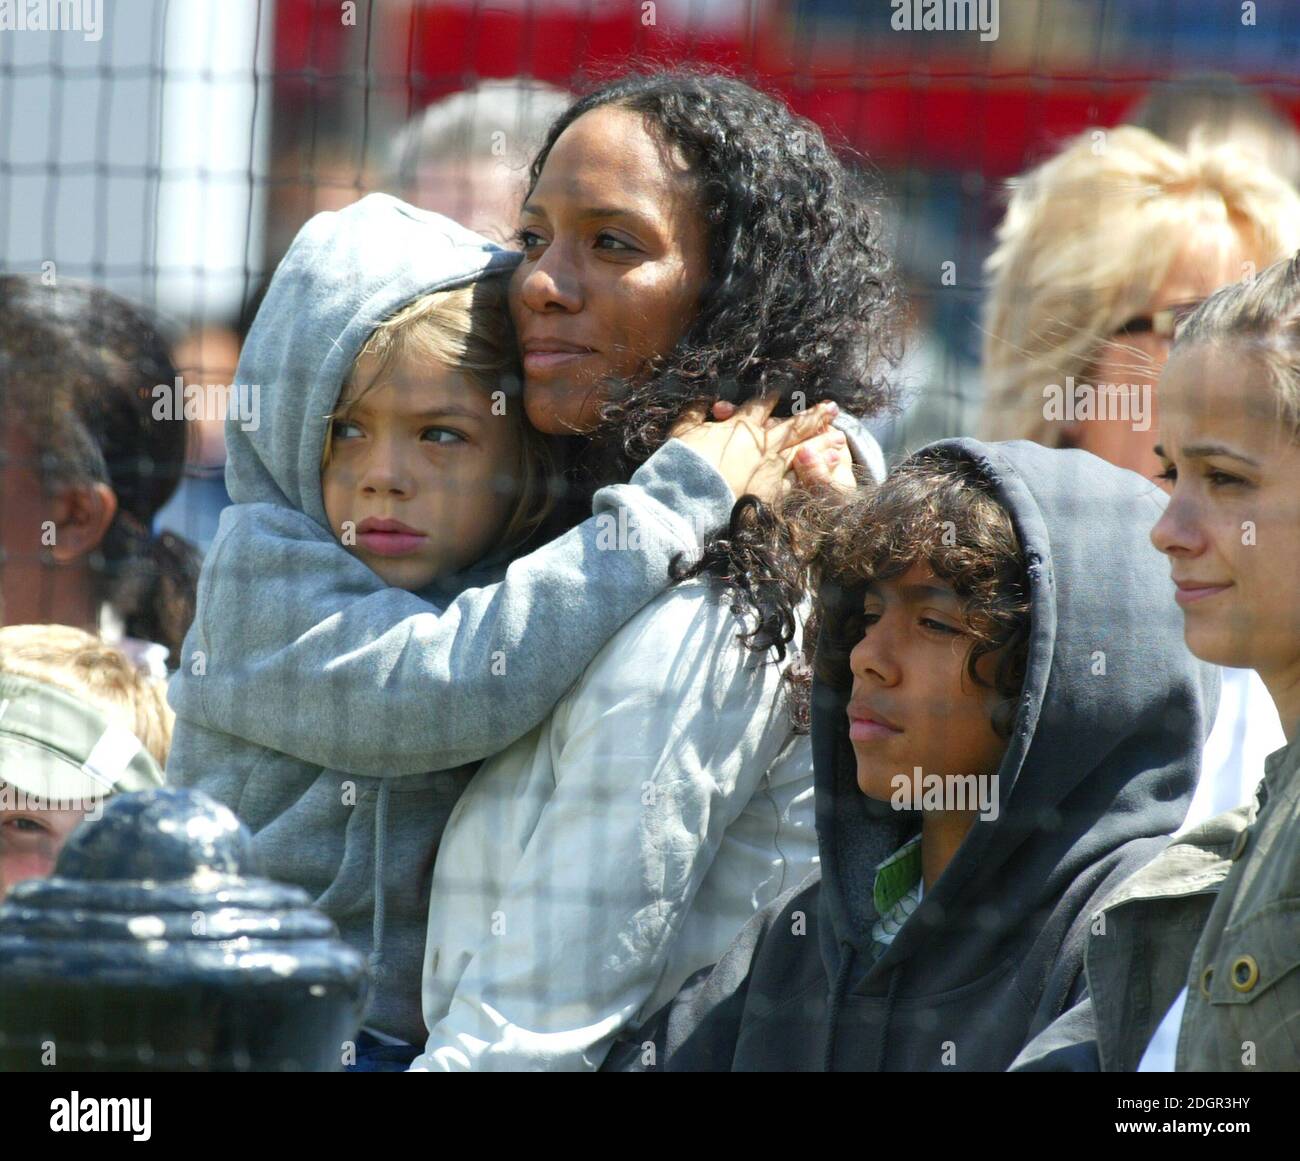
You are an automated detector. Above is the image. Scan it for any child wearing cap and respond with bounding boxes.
[0,624,167,897]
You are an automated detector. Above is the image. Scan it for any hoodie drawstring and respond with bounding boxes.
[823,940,854,1071]
[369,779,391,977]
[875,967,902,1071]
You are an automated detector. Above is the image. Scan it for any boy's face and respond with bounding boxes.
[0,786,89,898]
[845,563,1010,804]
[322,354,524,590]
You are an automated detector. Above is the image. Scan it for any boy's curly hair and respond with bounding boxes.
[524,66,902,670]
[811,453,1032,740]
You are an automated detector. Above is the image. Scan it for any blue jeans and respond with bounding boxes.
[346,1030,421,1073]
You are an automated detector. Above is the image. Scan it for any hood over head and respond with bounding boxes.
[226,193,523,530]
[811,438,1218,987]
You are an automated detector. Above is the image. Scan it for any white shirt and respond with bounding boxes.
[1137,986,1188,1072]
[1178,668,1284,834]
[409,579,820,1072]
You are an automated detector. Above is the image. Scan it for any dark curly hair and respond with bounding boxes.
[0,276,201,667]
[811,452,1031,740]
[522,67,902,713]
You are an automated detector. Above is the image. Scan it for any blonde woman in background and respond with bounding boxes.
[979,124,1300,831]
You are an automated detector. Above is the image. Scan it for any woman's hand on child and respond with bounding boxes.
[670,393,843,503]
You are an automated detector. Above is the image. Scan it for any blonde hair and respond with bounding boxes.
[323,277,556,553]
[980,125,1300,443]
[0,624,172,767]
[1174,250,1300,440]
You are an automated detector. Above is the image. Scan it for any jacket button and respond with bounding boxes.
[1230,955,1259,993]
[1199,966,1214,998]
[1230,829,1250,861]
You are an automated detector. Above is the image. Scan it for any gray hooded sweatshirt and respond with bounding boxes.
[165,195,747,1044]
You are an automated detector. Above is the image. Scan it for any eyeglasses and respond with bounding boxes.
[1112,299,1205,341]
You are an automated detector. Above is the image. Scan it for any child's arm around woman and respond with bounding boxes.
[166,195,837,780]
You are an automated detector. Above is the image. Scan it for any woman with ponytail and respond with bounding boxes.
[0,276,201,675]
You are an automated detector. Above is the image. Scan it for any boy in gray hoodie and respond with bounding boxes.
[606,439,1218,1071]
[166,195,837,1053]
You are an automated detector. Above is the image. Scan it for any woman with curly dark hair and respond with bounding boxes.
[168,68,899,1071]
[408,68,902,1071]
[512,69,895,463]
[512,69,897,662]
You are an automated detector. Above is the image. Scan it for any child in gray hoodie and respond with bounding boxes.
[166,195,835,1053]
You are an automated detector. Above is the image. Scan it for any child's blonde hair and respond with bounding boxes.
[323,276,556,553]
[1174,250,1300,440]
[980,126,1300,444]
[0,624,172,767]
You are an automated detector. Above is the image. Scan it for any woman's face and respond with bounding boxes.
[509,105,711,435]
[1071,219,1256,479]
[1151,343,1300,717]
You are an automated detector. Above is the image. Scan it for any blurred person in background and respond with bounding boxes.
[152,325,240,555]
[383,78,573,241]
[1128,73,1300,190]
[0,277,202,676]
[979,125,1300,831]
[0,625,168,898]
[868,269,983,466]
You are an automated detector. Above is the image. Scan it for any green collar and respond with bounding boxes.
[873,835,923,915]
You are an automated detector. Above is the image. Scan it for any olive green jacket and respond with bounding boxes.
[1178,733,1300,1070]
[1012,734,1300,1072]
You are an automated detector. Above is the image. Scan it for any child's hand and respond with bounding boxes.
[790,428,857,497]
[669,393,842,503]
[708,399,857,499]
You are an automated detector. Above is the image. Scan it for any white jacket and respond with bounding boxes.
[408,577,819,1071]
